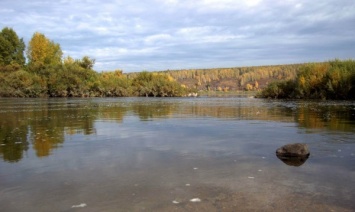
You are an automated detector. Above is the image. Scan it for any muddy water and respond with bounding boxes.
[0,97,354,211]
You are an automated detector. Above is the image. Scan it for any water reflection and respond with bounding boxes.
[295,103,355,133]
[276,155,309,167]
[0,99,98,162]
[132,102,174,120]
[0,98,354,163]
[0,124,28,163]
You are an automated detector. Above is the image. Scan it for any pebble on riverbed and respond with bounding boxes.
[190,198,201,202]
[71,203,87,208]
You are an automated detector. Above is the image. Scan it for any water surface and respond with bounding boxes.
[0,97,355,211]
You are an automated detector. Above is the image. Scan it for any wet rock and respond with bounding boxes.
[276,143,310,167]
[276,143,310,157]
[276,155,309,167]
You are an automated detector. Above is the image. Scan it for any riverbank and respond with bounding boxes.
[259,59,355,100]
[198,90,257,97]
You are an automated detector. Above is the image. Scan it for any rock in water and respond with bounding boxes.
[276,143,310,167]
[276,143,310,157]
[277,155,309,167]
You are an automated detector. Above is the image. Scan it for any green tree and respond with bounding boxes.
[0,70,47,97]
[325,59,355,99]
[78,56,95,70]
[98,70,132,97]
[132,71,154,97]
[48,56,99,97]
[0,27,26,68]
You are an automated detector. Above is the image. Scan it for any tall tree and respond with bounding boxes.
[27,32,62,70]
[0,27,26,67]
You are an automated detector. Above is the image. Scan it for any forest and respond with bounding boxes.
[259,59,355,100]
[1,27,354,99]
[0,27,188,97]
[127,63,301,92]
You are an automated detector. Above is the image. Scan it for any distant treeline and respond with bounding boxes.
[259,59,355,100]
[127,64,302,92]
[1,27,354,99]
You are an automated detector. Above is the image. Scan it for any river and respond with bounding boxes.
[0,97,354,211]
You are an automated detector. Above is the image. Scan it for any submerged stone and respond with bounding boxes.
[276,154,309,167]
[276,143,310,167]
[276,143,310,157]
[71,203,87,208]
[190,198,201,202]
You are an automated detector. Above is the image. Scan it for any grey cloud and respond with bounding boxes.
[0,0,354,72]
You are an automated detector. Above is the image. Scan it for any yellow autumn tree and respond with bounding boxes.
[255,81,259,89]
[245,83,253,91]
[27,32,62,71]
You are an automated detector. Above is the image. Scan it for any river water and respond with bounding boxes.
[0,97,354,211]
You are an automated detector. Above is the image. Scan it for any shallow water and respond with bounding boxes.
[0,97,354,211]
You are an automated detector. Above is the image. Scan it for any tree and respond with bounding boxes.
[245,83,253,91]
[97,70,131,97]
[132,71,154,97]
[78,56,95,70]
[259,60,355,99]
[254,81,259,89]
[131,71,186,97]
[27,32,62,71]
[0,70,47,97]
[0,27,26,67]
[47,56,99,97]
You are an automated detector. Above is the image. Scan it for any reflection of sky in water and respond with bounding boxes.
[0,98,355,211]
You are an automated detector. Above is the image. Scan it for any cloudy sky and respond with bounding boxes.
[1,0,354,72]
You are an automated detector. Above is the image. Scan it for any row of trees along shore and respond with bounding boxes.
[1,27,354,99]
[0,27,189,97]
[259,59,355,100]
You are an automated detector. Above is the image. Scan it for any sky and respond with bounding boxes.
[1,0,355,72]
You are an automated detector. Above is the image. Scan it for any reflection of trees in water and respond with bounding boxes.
[29,106,101,157]
[0,110,30,162]
[0,124,29,162]
[175,103,295,122]
[132,103,173,120]
[129,100,296,122]
[30,126,64,157]
[97,105,127,122]
[0,103,100,162]
[1,99,354,163]
[0,101,131,162]
[295,105,355,133]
